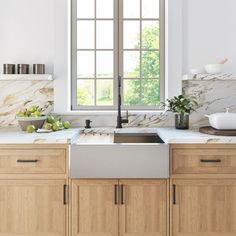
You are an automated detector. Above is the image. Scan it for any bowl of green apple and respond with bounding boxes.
[16,105,47,131]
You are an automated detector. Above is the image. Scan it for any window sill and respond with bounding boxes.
[52,110,166,116]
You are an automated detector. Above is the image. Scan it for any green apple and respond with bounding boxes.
[28,105,38,113]
[26,125,36,133]
[43,123,52,130]
[52,124,60,131]
[31,111,42,117]
[47,116,56,124]
[63,121,71,129]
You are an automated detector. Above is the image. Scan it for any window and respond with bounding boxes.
[71,0,164,110]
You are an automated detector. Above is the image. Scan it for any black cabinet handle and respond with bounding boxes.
[200,159,221,163]
[173,184,176,205]
[114,184,119,205]
[120,184,124,205]
[17,159,38,163]
[63,184,68,205]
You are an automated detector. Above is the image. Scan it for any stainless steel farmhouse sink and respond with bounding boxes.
[70,131,169,179]
[113,132,164,143]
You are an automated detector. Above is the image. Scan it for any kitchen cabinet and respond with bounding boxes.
[0,179,67,236]
[71,179,168,236]
[171,179,236,236]
[0,144,69,236]
[170,144,236,236]
[119,180,168,236]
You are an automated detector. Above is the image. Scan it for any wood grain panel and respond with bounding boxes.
[171,179,236,236]
[0,179,66,236]
[171,147,236,174]
[0,149,66,174]
[119,179,167,236]
[71,180,119,236]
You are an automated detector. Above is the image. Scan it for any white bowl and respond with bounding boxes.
[16,116,47,131]
[205,64,222,74]
[205,109,236,130]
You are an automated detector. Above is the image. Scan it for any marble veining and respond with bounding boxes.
[0,79,54,127]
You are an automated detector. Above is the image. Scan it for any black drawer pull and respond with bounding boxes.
[114,184,118,205]
[17,159,38,163]
[200,159,221,163]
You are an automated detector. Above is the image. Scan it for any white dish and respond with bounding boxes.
[205,108,236,130]
[205,64,222,74]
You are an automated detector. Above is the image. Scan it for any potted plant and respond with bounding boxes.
[163,95,198,129]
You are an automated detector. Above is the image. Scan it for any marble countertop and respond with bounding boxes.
[77,127,236,144]
[0,128,80,144]
[156,127,236,144]
[0,127,236,144]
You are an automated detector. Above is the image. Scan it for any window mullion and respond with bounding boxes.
[94,0,97,106]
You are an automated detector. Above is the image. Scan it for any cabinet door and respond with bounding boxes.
[119,180,167,236]
[0,179,66,236]
[71,180,119,236]
[172,179,236,236]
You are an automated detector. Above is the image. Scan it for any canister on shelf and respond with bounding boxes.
[3,64,15,74]
[33,64,45,74]
[17,64,29,74]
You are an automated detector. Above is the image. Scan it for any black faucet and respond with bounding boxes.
[116,75,129,128]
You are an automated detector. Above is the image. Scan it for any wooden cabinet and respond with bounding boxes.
[171,145,236,174]
[171,179,236,236]
[0,148,66,174]
[0,144,69,236]
[71,179,168,236]
[119,180,167,236]
[170,144,236,236]
[0,179,67,236]
[71,180,119,236]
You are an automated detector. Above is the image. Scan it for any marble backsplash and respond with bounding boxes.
[1,74,236,128]
[0,79,53,127]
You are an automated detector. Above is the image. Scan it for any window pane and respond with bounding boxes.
[96,80,113,105]
[123,21,140,49]
[77,80,95,105]
[77,21,94,49]
[142,79,160,105]
[142,0,159,18]
[123,0,140,18]
[96,51,113,78]
[96,0,113,18]
[141,51,159,78]
[77,51,94,78]
[124,80,140,106]
[142,21,159,49]
[96,21,113,49]
[123,51,140,78]
[77,0,94,18]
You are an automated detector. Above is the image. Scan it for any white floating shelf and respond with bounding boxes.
[182,73,236,81]
[0,74,53,81]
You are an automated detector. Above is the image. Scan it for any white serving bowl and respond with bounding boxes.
[205,64,222,74]
[16,116,47,131]
[205,109,236,130]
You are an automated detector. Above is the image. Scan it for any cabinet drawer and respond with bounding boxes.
[0,149,66,174]
[172,148,236,174]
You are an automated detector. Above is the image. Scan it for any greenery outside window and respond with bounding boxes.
[71,0,165,110]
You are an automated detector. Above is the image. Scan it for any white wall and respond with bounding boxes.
[0,0,236,112]
[0,0,55,74]
[182,0,236,74]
